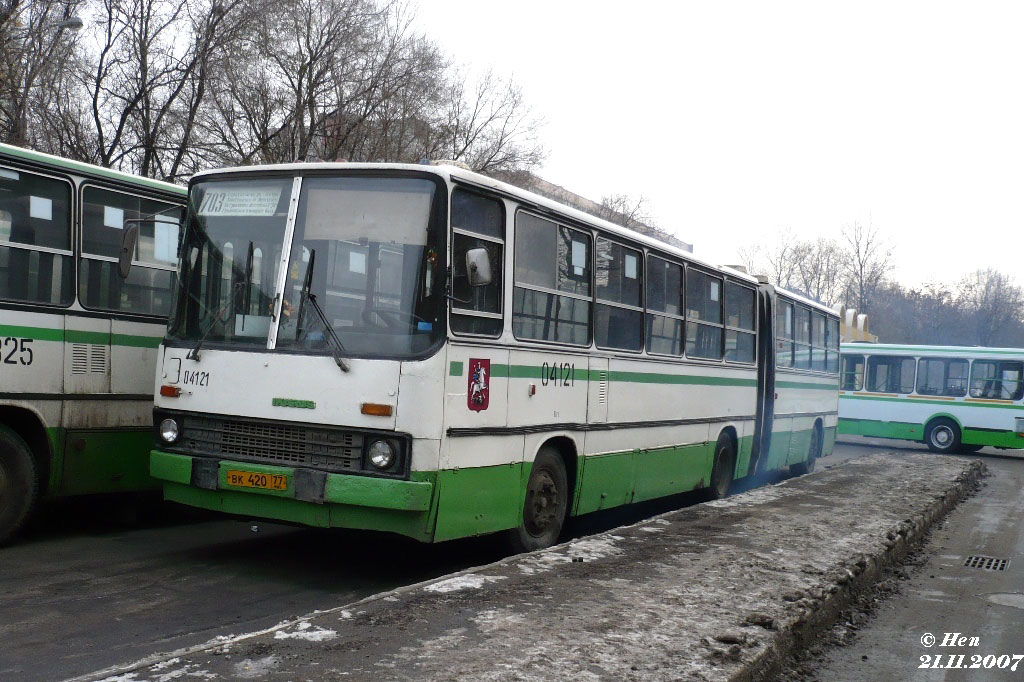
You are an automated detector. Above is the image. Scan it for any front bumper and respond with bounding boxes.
[150,450,433,511]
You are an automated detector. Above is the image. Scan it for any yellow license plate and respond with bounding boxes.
[225,470,288,491]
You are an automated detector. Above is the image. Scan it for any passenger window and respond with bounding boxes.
[775,299,794,368]
[866,355,916,393]
[724,282,755,363]
[917,358,968,397]
[970,360,1024,400]
[685,268,723,359]
[80,186,182,316]
[0,166,73,306]
[825,318,840,374]
[793,306,811,369]
[645,255,683,356]
[450,189,504,337]
[595,238,642,351]
[512,212,591,345]
[840,354,865,390]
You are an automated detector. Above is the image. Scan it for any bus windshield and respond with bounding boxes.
[167,174,445,359]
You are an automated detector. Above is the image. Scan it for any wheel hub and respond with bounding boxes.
[525,472,561,536]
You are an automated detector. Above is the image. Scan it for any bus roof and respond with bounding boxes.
[0,142,185,196]
[193,160,853,314]
[842,342,1024,358]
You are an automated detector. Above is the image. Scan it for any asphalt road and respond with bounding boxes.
[809,439,1024,681]
[0,441,913,681]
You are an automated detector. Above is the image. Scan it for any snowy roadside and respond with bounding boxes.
[76,453,984,682]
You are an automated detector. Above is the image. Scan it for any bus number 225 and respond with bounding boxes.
[2,337,33,365]
[541,362,575,387]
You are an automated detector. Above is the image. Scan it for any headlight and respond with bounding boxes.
[367,440,396,470]
[159,418,179,444]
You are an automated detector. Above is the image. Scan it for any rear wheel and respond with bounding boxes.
[508,447,568,553]
[0,425,39,547]
[925,418,960,454]
[791,422,823,476]
[706,432,735,500]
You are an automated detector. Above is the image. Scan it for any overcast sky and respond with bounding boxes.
[415,1,1023,287]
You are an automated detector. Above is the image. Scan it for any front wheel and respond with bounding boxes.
[507,447,568,553]
[706,432,736,500]
[0,425,39,546]
[925,418,961,454]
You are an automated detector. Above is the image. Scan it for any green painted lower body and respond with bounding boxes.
[838,417,922,441]
[838,417,1024,450]
[44,427,158,498]
[152,427,824,543]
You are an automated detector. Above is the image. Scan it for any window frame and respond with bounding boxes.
[510,208,593,347]
[840,353,865,391]
[916,356,969,397]
[594,234,644,353]
[78,182,183,317]
[683,264,725,362]
[969,359,1024,401]
[643,252,685,358]
[865,354,917,394]
[448,187,506,338]
[723,279,757,365]
[0,162,75,309]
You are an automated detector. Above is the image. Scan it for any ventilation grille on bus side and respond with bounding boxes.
[598,371,608,404]
[182,415,364,473]
[71,343,108,375]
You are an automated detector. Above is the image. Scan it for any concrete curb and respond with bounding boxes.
[734,458,986,682]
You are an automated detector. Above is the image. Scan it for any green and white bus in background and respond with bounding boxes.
[147,162,839,551]
[838,343,1024,454]
[0,143,185,544]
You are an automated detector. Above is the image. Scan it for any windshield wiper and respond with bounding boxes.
[187,241,253,361]
[296,248,350,372]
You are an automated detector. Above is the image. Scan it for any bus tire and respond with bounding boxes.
[925,418,960,454]
[791,422,823,476]
[0,424,39,547]
[508,446,568,554]
[706,432,735,500]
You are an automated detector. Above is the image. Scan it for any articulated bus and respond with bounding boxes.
[147,162,839,551]
[0,143,185,544]
[839,343,1024,453]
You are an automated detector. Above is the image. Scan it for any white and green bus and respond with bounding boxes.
[0,143,185,544]
[147,162,839,551]
[838,343,1024,454]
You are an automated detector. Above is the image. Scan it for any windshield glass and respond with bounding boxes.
[167,177,291,346]
[275,176,443,358]
[167,173,445,359]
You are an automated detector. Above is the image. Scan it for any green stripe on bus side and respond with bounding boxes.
[448,361,757,387]
[840,393,1024,411]
[0,323,162,348]
[0,324,64,341]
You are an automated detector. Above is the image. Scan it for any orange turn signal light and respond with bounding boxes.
[361,402,393,417]
[160,385,181,398]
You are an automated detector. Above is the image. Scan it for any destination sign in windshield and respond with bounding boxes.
[197,187,282,216]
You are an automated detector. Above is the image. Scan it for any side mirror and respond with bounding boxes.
[118,224,139,279]
[466,247,492,287]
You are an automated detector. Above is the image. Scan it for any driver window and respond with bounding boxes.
[451,189,504,337]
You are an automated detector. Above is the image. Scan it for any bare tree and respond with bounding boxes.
[794,237,846,306]
[956,269,1023,346]
[841,221,893,312]
[0,0,84,146]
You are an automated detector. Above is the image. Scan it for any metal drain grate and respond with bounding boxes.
[964,555,1009,571]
